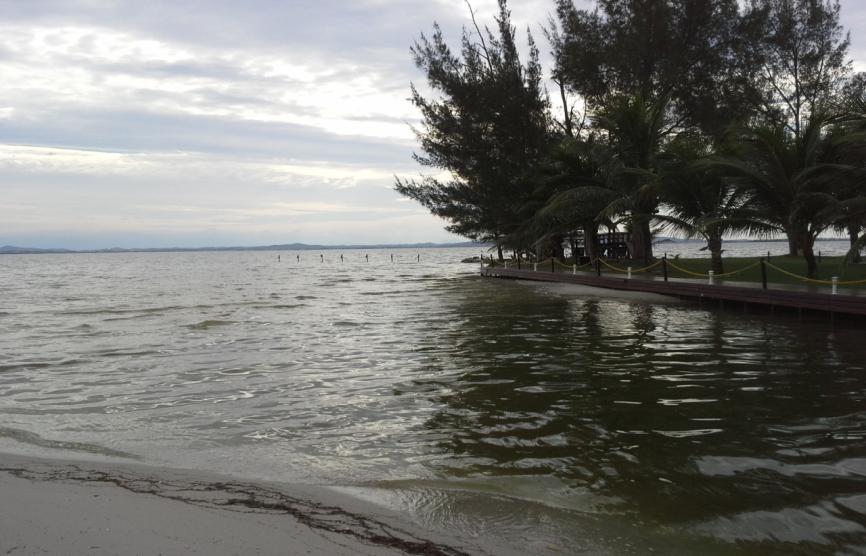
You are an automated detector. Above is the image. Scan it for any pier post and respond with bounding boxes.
[832,276,838,295]
[573,264,576,275]
[505,261,508,269]
[708,270,714,285]
[551,258,555,273]
[627,266,632,280]
[662,257,668,282]
[517,257,521,270]
[595,260,601,277]
[534,262,538,272]
[761,260,768,289]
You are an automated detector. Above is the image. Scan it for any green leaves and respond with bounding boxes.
[397,1,552,256]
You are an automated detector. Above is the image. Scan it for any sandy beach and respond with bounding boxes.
[0,452,474,556]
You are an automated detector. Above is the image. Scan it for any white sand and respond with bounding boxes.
[0,452,472,556]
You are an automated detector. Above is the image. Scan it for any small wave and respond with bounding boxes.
[0,426,137,459]
[62,305,186,316]
[295,295,318,300]
[0,358,87,372]
[187,320,236,330]
[653,429,723,438]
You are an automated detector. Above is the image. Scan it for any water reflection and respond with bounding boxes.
[410,280,866,550]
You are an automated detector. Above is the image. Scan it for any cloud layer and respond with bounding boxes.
[0,0,861,248]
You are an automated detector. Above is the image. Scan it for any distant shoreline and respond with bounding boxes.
[1,237,854,256]
[0,242,486,255]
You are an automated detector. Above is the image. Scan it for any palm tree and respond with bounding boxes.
[653,137,775,274]
[707,114,854,278]
[531,135,622,263]
[833,78,866,262]
[591,94,675,264]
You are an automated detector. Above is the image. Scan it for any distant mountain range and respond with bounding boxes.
[1,237,850,255]
[0,241,485,255]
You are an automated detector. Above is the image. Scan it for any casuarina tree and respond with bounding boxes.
[395,0,552,260]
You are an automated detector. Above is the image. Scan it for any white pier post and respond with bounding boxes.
[627,266,632,280]
[708,270,715,285]
[573,264,576,275]
[533,263,538,272]
[832,276,838,295]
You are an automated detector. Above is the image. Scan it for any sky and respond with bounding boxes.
[1,0,864,249]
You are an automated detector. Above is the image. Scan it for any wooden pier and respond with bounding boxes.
[482,267,866,318]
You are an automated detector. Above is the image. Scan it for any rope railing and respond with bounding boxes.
[666,260,761,279]
[598,258,664,274]
[484,256,866,293]
[764,262,866,286]
[554,259,594,271]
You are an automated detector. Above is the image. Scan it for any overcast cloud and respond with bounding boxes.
[0,0,863,249]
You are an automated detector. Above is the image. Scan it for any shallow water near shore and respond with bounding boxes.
[1,246,865,553]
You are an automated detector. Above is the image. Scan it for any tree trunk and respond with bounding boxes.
[583,222,599,262]
[786,229,800,256]
[849,225,862,264]
[630,220,654,265]
[550,234,565,261]
[707,235,724,274]
[801,233,818,279]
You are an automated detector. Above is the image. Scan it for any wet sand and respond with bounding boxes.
[0,452,474,556]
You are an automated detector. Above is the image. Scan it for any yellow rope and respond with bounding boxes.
[554,259,594,270]
[714,261,761,278]
[598,259,664,273]
[665,260,760,278]
[665,260,709,277]
[764,262,866,285]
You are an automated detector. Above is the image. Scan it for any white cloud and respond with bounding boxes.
[0,0,862,248]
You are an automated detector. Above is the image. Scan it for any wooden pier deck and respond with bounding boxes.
[482,267,866,318]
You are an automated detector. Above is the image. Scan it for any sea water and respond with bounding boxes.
[1,244,864,553]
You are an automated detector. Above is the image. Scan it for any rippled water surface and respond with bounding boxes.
[1,248,865,554]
